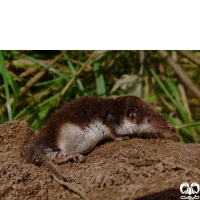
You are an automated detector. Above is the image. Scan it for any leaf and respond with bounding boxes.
[111,74,139,92]
[89,50,108,64]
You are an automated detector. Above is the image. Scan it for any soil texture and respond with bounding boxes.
[1,121,200,200]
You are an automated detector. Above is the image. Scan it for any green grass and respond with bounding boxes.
[61,50,86,94]
[0,50,199,143]
[0,50,18,121]
[150,67,199,143]
[94,62,106,97]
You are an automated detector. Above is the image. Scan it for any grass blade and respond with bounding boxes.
[6,71,18,115]
[149,68,179,107]
[0,51,12,121]
[30,104,52,130]
[163,114,196,143]
[25,92,60,129]
[0,102,5,124]
[176,121,200,130]
[94,62,106,97]
[165,77,185,111]
[13,84,54,120]
[61,50,85,92]
[149,68,188,122]
[11,50,69,81]
[150,68,197,142]
[34,77,63,87]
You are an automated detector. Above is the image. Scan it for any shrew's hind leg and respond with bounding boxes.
[54,150,85,164]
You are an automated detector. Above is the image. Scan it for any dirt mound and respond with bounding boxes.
[1,121,200,200]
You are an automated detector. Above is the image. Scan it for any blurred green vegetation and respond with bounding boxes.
[0,50,200,143]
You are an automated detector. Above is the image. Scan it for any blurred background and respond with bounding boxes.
[0,50,200,143]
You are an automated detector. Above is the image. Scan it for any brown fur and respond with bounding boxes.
[25,95,175,166]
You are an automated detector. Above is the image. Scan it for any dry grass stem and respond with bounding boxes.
[1,53,64,114]
[158,50,200,99]
[61,50,99,96]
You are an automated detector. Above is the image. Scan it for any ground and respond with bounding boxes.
[1,121,200,200]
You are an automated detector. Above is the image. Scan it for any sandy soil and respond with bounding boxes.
[1,121,200,200]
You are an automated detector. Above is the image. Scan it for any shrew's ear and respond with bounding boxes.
[126,108,138,122]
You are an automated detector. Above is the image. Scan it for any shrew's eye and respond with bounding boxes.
[147,118,151,122]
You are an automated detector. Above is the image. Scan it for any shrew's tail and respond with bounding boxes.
[41,161,88,200]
